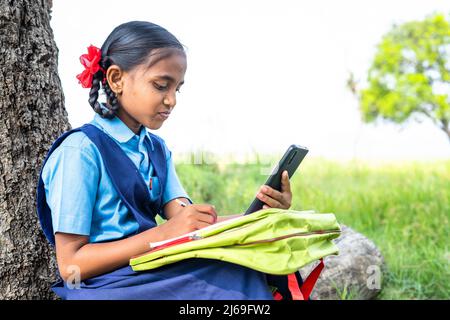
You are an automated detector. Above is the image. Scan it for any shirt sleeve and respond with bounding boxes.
[159,144,193,220]
[41,145,100,236]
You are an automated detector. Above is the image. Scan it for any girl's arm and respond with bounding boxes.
[55,227,164,282]
[55,203,217,282]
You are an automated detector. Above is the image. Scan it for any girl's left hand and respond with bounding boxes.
[257,170,292,209]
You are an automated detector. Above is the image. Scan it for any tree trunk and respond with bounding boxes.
[0,0,70,299]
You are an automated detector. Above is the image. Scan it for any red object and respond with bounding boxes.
[300,259,324,300]
[273,290,283,300]
[150,236,192,252]
[285,259,324,300]
[76,45,104,88]
[287,273,305,300]
[149,177,153,190]
[130,235,197,259]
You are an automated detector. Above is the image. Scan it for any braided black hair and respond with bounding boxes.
[89,21,186,118]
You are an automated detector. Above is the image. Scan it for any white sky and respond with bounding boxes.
[50,0,450,161]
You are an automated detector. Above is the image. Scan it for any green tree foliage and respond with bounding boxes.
[350,13,450,142]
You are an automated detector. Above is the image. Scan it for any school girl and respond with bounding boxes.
[36,20,293,300]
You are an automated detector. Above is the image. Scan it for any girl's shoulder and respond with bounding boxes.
[41,130,102,194]
[59,130,92,148]
[46,130,101,165]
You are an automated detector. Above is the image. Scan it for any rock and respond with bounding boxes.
[299,224,385,300]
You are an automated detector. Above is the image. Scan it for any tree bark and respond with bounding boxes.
[0,0,70,299]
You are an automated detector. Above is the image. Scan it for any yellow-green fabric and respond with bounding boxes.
[130,208,341,275]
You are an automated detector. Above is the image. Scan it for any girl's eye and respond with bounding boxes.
[153,82,182,93]
[153,82,168,91]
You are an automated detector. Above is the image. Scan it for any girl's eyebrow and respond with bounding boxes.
[155,74,184,85]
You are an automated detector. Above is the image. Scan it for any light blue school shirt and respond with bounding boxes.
[41,113,192,243]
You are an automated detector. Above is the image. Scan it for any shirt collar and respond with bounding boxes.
[92,112,155,150]
[92,113,136,143]
[139,124,155,151]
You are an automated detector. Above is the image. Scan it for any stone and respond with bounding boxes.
[299,224,385,300]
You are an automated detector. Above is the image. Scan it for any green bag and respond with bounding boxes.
[130,208,341,275]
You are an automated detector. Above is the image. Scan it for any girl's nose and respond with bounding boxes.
[163,92,177,108]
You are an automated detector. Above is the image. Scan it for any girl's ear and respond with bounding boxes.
[106,65,124,95]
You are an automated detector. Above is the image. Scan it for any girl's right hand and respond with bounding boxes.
[158,204,217,239]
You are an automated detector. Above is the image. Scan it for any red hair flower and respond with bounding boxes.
[76,45,104,88]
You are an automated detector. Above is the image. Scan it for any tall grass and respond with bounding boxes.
[174,155,450,299]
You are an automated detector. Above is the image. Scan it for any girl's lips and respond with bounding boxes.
[157,112,170,120]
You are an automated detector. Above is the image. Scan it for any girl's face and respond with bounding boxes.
[108,48,187,133]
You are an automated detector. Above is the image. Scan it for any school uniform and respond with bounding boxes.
[36,112,273,300]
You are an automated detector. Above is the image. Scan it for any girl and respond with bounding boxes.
[37,21,293,300]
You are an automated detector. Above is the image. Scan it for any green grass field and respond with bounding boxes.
[174,155,449,300]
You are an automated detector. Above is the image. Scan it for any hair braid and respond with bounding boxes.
[102,81,120,115]
[88,63,118,119]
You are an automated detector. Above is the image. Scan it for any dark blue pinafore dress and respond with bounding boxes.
[36,124,273,300]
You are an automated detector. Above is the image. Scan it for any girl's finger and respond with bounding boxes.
[195,220,212,230]
[195,211,216,225]
[192,204,217,222]
[257,192,282,209]
[281,170,291,193]
[192,203,217,215]
[259,185,290,208]
[260,185,283,200]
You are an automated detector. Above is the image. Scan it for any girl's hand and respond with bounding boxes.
[257,170,292,210]
[158,203,217,239]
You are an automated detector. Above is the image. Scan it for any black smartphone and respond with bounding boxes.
[244,144,309,215]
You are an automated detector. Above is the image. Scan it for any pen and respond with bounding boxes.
[175,199,188,207]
